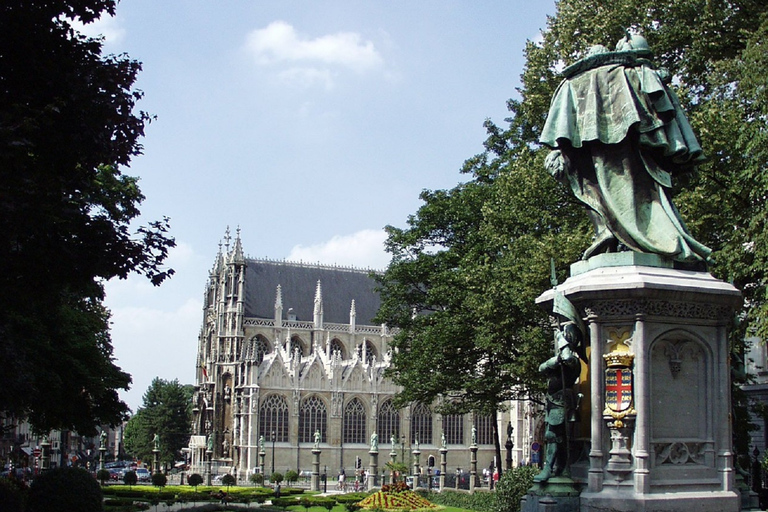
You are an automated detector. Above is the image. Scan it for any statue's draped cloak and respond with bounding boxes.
[540,60,711,262]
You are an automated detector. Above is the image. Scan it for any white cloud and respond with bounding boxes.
[71,15,126,45]
[287,229,390,270]
[245,21,383,72]
[278,67,336,91]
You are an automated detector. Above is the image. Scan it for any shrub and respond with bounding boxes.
[271,471,284,484]
[151,472,167,488]
[123,470,138,487]
[493,466,538,512]
[250,472,264,485]
[271,496,299,508]
[27,467,104,512]
[222,473,236,490]
[188,473,204,488]
[0,477,24,512]
[285,469,299,485]
[97,468,111,485]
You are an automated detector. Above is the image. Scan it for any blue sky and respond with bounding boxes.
[88,1,556,412]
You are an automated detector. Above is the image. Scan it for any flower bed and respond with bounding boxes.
[357,490,437,510]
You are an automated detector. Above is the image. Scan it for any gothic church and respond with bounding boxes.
[190,229,502,479]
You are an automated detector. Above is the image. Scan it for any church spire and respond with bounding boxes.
[349,299,356,333]
[313,280,324,329]
[274,285,283,327]
[231,226,244,263]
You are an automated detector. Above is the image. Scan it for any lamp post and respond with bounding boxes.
[271,431,276,478]
[505,422,514,472]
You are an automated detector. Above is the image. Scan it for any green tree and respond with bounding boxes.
[221,473,236,492]
[375,123,588,469]
[96,469,111,486]
[188,473,204,490]
[151,472,168,488]
[284,470,299,486]
[123,470,138,488]
[123,378,193,466]
[0,1,175,434]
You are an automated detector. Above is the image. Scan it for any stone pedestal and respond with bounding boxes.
[439,448,447,490]
[99,446,106,471]
[259,449,266,477]
[205,449,213,486]
[40,437,51,472]
[536,254,742,512]
[469,445,478,491]
[152,449,160,474]
[412,448,421,488]
[311,448,321,491]
[368,450,379,490]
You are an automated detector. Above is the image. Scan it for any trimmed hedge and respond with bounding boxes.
[272,496,301,508]
[415,488,495,512]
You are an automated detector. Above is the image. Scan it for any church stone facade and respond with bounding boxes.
[190,231,500,480]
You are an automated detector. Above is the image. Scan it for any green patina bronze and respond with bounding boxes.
[541,32,711,263]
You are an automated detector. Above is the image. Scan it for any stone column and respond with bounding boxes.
[412,447,421,488]
[587,315,604,493]
[439,448,447,491]
[469,444,478,491]
[311,448,321,491]
[259,447,266,477]
[368,449,379,490]
[153,448,160,474]
[99,445,106,471]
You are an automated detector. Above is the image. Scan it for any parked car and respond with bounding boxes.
[135,468,151,482]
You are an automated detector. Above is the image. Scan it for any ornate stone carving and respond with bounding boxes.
[658,339,701,379]
[583,299,731,320]
[654,442,707,466]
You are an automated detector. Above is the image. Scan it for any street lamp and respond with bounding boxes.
[505,422,514,472]
[271,431,276,478]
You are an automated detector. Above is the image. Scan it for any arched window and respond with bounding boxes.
[410,402,432,445]
[443,414,464,444]
[378,399,400,444]
[357,340,378,364]
[475,414,494,445]
[289,336,305,357]
[299,395,327,443]
[330,339,346,360]
[245,335,270,363]
[343,398,367,444]
[259,395,289,442]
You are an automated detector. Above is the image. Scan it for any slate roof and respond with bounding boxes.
[244,259,382,325]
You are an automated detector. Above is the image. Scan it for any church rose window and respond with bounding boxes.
[475,413,493,445]
[443,413,464,444]
[378,399,400,444]
[410,402,432,445]
[299,395,327,443]
[343,398,366,444]
[259,394,289,442]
